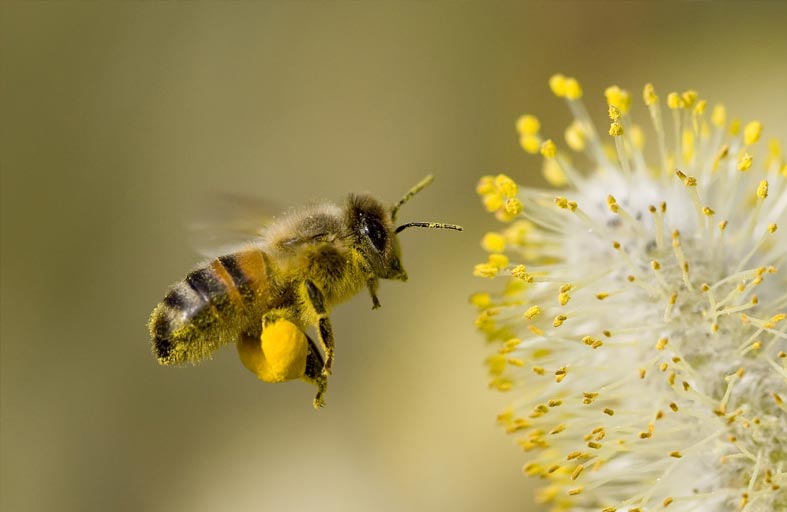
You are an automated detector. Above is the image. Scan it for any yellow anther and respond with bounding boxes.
[595,292,609,300]
[570,464,584,480]
[532,366,545,375]
[667,92,683,110]
[511,264,533,282]
[664,497,675,507]
[482,193,503,212]
[703,206,715,216]
[549,74,567,97]
[553,315,567,327]
[542,159,568,187]
[656,337,668,350]
[605,85,631,113]
[554,196,569,209]
[565,120,586,151]
[516,114,541,135]
[494,174,518,197]
[603,408,614,416]
[476,175,495,195]
[639,368,647,379]
[643,83,658,106]
[524,305,542,320]
[469,292,492,309]
[718,220,728,231]
[505,197,523,215]
[737,152,753,171]
[711,104,726,128]
[540,139,557,158]
[550,424,566,434]
[693,99,707,116]
[681,90,698,109]
[768,223,777,233]
[481,232,507,253]
[519,134,541,154]
[675,169,697,187]
[507,358,524,367]
[473,263,498,278]
[608,104,622,121]
[743,121,763,145]
[488,253,509,269]
[558,292,571,306]
[607,195,619,212]
[729,118,741,136]
[757,180,768,199]
[630,124,645,149]
[670,451,682,458]
[608,122,624,136]
[567,487,583,496]
[563,77,583,99]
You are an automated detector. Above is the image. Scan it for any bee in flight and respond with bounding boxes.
[148,175,462,408]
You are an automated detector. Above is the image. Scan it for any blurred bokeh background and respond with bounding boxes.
[2,2,787,511]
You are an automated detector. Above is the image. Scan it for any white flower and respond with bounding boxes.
[473,75,787,512]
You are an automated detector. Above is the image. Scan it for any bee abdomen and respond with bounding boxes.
[149,249,273,365]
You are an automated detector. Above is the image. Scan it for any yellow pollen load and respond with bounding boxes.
[236,319,309,383]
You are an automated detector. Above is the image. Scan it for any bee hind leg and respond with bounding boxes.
[303,333,328,409]
[303,280,335,377]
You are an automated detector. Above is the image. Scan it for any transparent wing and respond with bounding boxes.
[188,191,282,258]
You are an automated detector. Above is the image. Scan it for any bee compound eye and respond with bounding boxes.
[365,218,387,252]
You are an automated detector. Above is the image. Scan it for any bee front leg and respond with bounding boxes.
[367,278,381,310]
[302,334,328,409]
[303,280,335,376]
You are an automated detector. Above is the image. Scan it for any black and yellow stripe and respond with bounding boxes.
[149,249,274,365]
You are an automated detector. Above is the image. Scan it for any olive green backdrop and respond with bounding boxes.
[2,2,786,511]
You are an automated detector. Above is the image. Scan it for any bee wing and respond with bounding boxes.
[189,191,282,258]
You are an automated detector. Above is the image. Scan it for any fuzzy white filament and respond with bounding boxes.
[473,75,787,512]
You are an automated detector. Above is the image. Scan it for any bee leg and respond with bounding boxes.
[366,278,381,310]
[303,280,335,377]
[302,334,328,409]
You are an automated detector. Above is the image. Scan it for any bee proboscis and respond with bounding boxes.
[148,175,461,408]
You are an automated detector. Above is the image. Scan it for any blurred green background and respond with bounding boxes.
[2,2,786,511]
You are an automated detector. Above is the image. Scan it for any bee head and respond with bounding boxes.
[347,175,462,282]
[346,194,407,281]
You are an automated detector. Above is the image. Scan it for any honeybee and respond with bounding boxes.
[148,175,461,408]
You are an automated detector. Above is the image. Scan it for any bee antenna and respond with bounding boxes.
[395,222,463,234]
[391,175,434,222]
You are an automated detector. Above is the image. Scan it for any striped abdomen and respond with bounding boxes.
[149,249,274,365]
